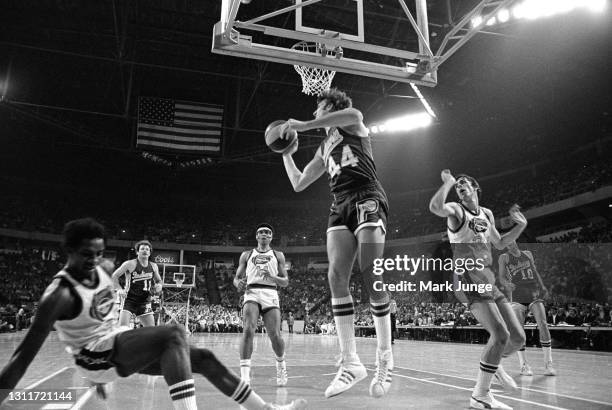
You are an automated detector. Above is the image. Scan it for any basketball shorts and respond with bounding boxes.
[327,187,389,235]
[454,266,507,307]
[123,297,153,317]
[243,287,280,314]
[512,285,543,307]
[72,326,131,384]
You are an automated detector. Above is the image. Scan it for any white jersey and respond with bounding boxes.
[52,266,118,351]
[447,203,493,266]
[246,248,279,288]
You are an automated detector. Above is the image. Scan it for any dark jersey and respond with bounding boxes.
[316,127,381,196]
[125,259,155,303]
[503,251,540,302]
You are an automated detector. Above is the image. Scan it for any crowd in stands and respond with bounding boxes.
[1,143,611,245]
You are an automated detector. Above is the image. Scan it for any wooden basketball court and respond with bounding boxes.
[1,331,611,409]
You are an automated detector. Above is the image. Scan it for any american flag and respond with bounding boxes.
[137,97,223,154]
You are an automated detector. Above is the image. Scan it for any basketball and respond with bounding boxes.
[265,120,297,154]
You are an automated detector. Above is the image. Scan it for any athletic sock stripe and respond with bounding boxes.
[332,302,354,310]
[520,347,526,351]
[169,380,195,395]
[170,386,195,397]
[371,310,390,317]
[480,366,497,374]
[333,310,355,316]
[236,386,252,404]
[370,303,390,311]
[231,381,248,401]
[480,362,498,372]
[171,389,196,401]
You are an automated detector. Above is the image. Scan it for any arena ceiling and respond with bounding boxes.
[0,0,610,197]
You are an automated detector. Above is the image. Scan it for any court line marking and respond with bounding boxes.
[393,365,612,406]
[70,387,94,410]
[24,367,70,389]
[392,373,570,410]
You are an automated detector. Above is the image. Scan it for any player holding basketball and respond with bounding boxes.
[112,240,162,328]
[0,218,305,410]
[280,88,393,398]
[233,223,289,387]
[429,171,527,410]
[498,241,556,376]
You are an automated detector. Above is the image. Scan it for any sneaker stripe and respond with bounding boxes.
[471,396,492,409]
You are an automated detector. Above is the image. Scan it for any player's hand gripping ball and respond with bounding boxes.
[265,120,298,154]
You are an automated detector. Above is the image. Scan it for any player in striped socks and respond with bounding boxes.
[498,241,556,376]
[280,88,393,398]
[430,173,528,409]
[0,218,305,410]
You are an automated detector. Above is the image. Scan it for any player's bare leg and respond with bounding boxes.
[494,301,525,390]
[324,229,366,398]
[357,226,393,398]
[469,302,513,410]
[112,326,306,410]
[512,304,533,376]
[530,302,556,375]
[262,309,287,386]
[139,313,156,327]
[240,302,260,384]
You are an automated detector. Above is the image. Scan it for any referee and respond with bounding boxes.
[390,299,397,344]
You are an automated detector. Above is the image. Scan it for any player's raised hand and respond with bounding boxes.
[282,118,306,135]
[441,169,456,185]
[509,204,527,226]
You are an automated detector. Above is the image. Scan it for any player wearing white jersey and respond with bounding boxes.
[0,218,305,410]
[234,224,289,387]
[430,171,527,410]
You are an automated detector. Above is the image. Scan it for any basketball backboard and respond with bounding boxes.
[212,0,519,88]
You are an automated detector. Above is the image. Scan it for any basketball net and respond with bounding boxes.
[291,41,342,96]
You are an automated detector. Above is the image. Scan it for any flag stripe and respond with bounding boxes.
[138,125,221,138]
[138,140,221,152]
[175,103,223,113]
[137,97,223,154]
[139,135,220,147]
[174,112,222,120]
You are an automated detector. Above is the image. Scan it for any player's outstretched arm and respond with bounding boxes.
[271,251,289,288]
[282,149,326,192]
[285,108,363,133]
[233,252,249,292]
[429,169,461,218]
[488,205,528,249]
[0,282,73,401]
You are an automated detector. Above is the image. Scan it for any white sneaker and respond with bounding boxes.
[519,363,533,376]
[369,349,393,398]
[276,361,288,387]
[324,358,367,398]
[544,361,557,376]
[470,393,513,410]
[264,398,307,410]
[494,365,518,391]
